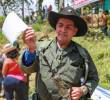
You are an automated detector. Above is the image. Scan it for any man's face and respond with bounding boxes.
[56,18,78,47]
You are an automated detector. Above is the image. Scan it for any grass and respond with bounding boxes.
[0,31,8,45]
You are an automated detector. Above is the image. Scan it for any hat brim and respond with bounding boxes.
[2,47,16,54]
[48,11,88,36]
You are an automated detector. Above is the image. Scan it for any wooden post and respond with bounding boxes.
[22,0,25,21]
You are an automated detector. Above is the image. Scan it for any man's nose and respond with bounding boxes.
[61,27,67,33]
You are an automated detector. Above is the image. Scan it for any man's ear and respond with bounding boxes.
[73,28,78,36]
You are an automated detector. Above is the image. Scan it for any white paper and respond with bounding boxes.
[2,11,28,43]
[91,86,110,100]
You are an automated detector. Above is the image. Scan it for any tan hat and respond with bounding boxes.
[2,43,16,54]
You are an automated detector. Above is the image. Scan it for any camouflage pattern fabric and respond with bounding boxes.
[21,39,99,100]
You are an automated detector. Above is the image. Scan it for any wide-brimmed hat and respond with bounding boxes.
[2,43,16,54]
[48,7,88,36]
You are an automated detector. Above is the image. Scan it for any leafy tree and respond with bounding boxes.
[0,0,22,16]
[55,0,64,12]
[38,0,43,14]
[0,0,8,16]
[0,0,34,21]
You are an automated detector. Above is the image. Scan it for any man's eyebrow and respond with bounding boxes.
[57,22,74,26]
[67,24,74,27]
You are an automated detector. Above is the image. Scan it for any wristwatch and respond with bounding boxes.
[80,85,89,95]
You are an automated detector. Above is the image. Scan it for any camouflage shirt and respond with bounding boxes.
[21,39,99,100]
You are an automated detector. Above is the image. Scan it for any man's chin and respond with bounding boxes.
[58,40,68,45]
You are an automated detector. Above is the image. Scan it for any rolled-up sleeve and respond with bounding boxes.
[22,49,37,66]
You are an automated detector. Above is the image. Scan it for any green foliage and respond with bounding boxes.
[0,16,5,28]
[106,68,110,82]
[0,32,8,45]
[41,21,54,33]
[85,28,105,40]
[32,23,41,32]
[37,15,43,24]
[83,6,91,14]
[32,21,54,33]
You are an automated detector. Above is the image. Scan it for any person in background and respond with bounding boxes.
[21,7,99,100]
[0,52,5,97]
[48,4,52,12]
[43,5,48,20]
[99,10,109,35]
[31,11,37,23]
[2,43,28,100]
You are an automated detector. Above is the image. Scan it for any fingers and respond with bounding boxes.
[22,27,36,52]
[22,27,36,44]
[68,87,83,100]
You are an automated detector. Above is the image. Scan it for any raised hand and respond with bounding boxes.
[22,27,36,52]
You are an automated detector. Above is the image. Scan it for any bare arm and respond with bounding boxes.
[2,60,9,77]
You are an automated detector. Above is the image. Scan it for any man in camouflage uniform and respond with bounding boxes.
[21,7,99,100]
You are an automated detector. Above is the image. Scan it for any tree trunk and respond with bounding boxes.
[22,0,25,21]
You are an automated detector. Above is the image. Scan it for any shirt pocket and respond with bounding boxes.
[69,58,83,84]
[58,58,83,86]
[68,65,83,84]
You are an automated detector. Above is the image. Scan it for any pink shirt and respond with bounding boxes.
[3,58,27,82]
